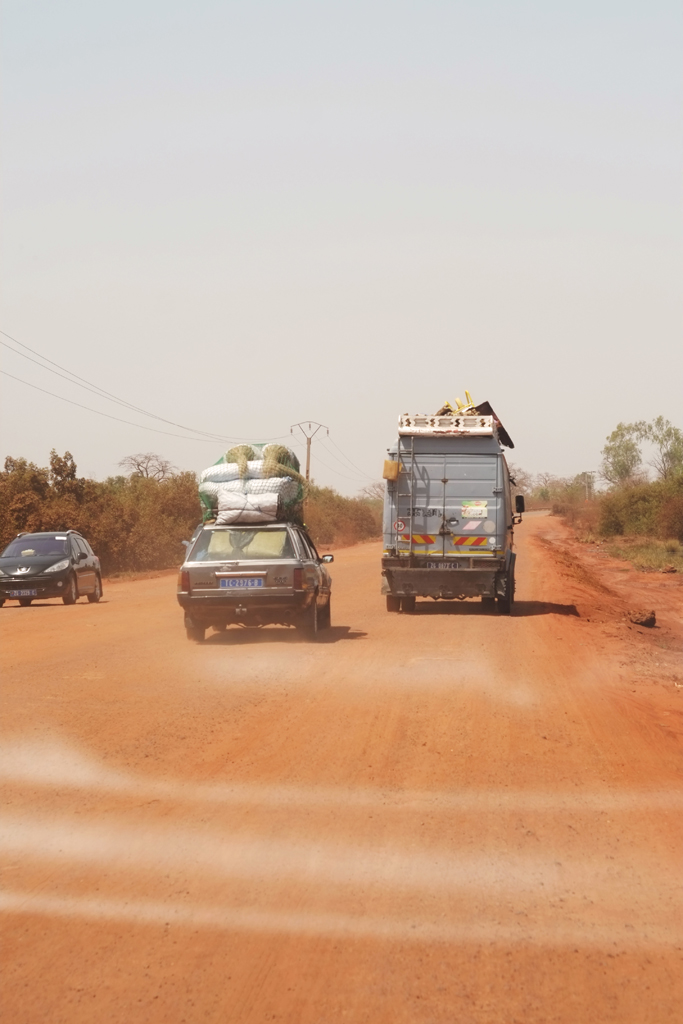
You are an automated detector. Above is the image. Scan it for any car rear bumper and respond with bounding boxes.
[177,590,315,625]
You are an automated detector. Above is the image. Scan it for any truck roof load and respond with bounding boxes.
[398,398,514,448]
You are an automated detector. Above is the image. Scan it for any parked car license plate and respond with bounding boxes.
[9,589,38,597]
[219,578,264,589]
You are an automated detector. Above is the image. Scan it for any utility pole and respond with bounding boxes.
[290,421,329,482]
[582,471,595,500]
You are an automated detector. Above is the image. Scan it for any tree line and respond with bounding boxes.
[0,451,382,574]
[511,417,683,542]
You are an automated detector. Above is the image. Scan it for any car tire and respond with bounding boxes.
[62,575,78,605]
[87,576,102,603]
[0,599,5,608]
[401,596,416,614]
[319,597,331,629]
[297,598,318,639]
[386,595,401,613]
[186,625,206,642]
[18,598,33,607]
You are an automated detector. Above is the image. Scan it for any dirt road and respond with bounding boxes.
[2,514,682,1023]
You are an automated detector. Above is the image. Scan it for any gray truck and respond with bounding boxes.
[381,403,524,614]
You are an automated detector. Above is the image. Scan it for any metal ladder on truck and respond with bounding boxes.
[393,435,416,560]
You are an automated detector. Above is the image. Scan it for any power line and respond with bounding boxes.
[319,438,375,481]
[0,329,288,444]
[288,437,367,484]
[0,370,282,444]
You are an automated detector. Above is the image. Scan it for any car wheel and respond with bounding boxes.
[401,596,416,614]
[18,597,33,607]
[62,575,78,605]
[319,597,331,629]
[386,595,401,613]
[297,598,318,639]
[186,625,206,642]
[87,576,102,603]
[0,599,5,608]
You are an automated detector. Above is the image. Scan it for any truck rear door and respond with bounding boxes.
[442,453,502,557]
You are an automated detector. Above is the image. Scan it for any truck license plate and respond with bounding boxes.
[9,589,38,597]
[219,578,264,589]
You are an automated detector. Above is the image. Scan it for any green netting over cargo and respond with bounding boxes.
[197,444,307,524]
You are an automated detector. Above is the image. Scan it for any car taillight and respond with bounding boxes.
[179,570,190,592]
[293,568,303,590]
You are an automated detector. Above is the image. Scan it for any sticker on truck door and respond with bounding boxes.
[461,500,487,517]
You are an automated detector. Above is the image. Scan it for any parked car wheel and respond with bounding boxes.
[386,595,401,613]
[18,597,33,607]
[186,624,206,642]
[87,575,102,603]
[401,596,416,614]
[62,575,78,605]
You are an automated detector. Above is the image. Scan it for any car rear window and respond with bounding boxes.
[189,529,295,562]
[1,536,70,558]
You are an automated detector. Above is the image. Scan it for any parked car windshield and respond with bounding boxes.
[189,529,295,561]
[1,536,70,558]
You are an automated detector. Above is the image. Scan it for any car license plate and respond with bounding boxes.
[9,589,38,597]
[219,578,264,589]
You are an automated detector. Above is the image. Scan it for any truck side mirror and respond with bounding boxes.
[321,554,334,563]
[515,494,525,514]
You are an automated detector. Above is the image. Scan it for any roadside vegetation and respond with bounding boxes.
[0,451,382,574]
[514,417,683,571]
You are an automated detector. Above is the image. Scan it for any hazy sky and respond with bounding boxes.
[2,0,681,492]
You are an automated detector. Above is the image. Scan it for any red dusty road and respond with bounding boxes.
[1,514,682,1023]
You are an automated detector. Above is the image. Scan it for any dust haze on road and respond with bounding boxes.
[1,515,682,1023]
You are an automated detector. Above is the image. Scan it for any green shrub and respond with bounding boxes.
[598,477,683,541]
[304,485,382,547]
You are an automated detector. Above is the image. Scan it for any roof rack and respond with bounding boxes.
[398,413,496,437]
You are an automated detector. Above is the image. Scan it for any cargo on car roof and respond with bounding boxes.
[197,443,306,525]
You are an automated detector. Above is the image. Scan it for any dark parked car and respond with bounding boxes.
[0,531,102,607]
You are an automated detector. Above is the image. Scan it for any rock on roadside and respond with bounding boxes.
[627,609,656,628]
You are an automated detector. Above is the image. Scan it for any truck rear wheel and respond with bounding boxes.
[401,596,416,614]
[386,595,401,613]
[497,568,515,615]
